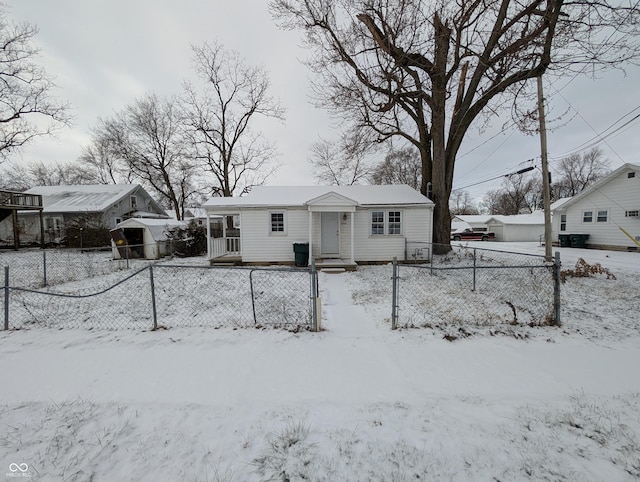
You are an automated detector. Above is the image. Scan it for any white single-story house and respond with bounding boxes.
[0,184,167,246]
[203,185,434,266]
[111,218,188,259]
[551,163,640,251]
[452,213,545,242]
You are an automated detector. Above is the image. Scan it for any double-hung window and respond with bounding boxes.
[388,211,401,234]
[371,211,385,235]
[270,212,285,234]
[560,214,567,232]
[582,211,593,223]
[371,210,402,235]
[596,210,608,223]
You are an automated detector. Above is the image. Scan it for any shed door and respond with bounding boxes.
[321,212,340,255]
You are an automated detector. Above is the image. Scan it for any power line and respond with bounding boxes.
[454,164,536,191]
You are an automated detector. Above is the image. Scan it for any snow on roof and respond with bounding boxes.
[454,215,494,224]
[203,185,431,210]
[24,184,138,213]
[115,218,187,242]
[488,212,545,225]
[550,197,572,211]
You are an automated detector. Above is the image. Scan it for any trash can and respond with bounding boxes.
[293,242,309,267]
[569,233,589,248]
[558,234,571,247]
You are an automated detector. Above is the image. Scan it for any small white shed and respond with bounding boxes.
[111,218,187,259]
[487,213,546,242]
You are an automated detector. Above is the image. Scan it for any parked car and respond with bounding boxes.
[450,228,495,241]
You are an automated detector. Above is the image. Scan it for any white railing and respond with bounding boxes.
[211,237,241,258]
[225,237,241,255]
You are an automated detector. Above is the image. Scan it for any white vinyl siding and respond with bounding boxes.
[558,166,639,248]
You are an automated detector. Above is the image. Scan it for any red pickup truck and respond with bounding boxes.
[450,228,495,241]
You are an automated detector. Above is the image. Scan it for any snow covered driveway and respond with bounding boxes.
[1,249,639,480]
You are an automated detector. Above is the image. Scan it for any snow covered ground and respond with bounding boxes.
[0,243,639,481]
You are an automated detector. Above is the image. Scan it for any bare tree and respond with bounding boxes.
[370,147,421,190]
[450,189,479,215]
[483,172,541,215]
[182,42,285,197]
[271,0,640,251]
[77,129,134,185]
[0,160,96,190]
[310,129,372,185]
[95,93,197,219]
[553,147,610,198]
[0,7,70,163]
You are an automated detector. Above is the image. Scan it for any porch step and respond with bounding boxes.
[320,267,346,274]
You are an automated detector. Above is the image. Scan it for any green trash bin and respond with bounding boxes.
[559,234,571,247]
[293,242,309,267]
[569,233,589,248]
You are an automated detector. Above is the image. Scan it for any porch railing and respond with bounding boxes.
[211,237,241,258]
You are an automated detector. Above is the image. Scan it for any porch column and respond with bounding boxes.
[308,210,313,262]
[350,211,355,264]
[206,213,211,258]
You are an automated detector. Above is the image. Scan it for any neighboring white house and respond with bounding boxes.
[551,163,640,250]
[0,184,167,246]
[487,212,546,242]
[111,218,188,259]
[203,185,434,266]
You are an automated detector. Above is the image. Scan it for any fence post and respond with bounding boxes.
[472,248,477,292]
[249,270,258,325]
[553,251,561,327]
[311,259,318,332]
[149,266,158,330]
[391,257,398,330]
[4,266,9,330]
[42,250,47,287]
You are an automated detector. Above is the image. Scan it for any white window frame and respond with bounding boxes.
[371,211,385,235]
[582,211,593,223]
[625,210,639,217]
[269,211,286,235]
[371,210,403,236]
[560,214,567,232]
[596,210,608,223]
[388,211,402,235]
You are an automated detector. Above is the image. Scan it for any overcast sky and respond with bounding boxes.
[6,0,640,202]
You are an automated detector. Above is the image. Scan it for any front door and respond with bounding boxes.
[321,212,340,255]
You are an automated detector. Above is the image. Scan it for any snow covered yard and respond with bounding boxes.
[1,244,639,480]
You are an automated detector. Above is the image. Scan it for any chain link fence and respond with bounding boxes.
[3,263,318,331]
[0,246,153,289]
[391,244,561,335]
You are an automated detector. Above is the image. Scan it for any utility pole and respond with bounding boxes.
[537,75,552,261]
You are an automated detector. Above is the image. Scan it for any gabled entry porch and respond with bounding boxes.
[306,191,357,268]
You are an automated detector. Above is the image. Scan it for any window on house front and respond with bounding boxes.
[560,214,567,232]
[388,211,402,234]
[625,210,639,217]
[628,172,636,178]
[371,211,385,235]
[371,210,402,235]
[583,211,593,223]
[130,195,138,209]
[270,212,285,233]
[597,210,608,222]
